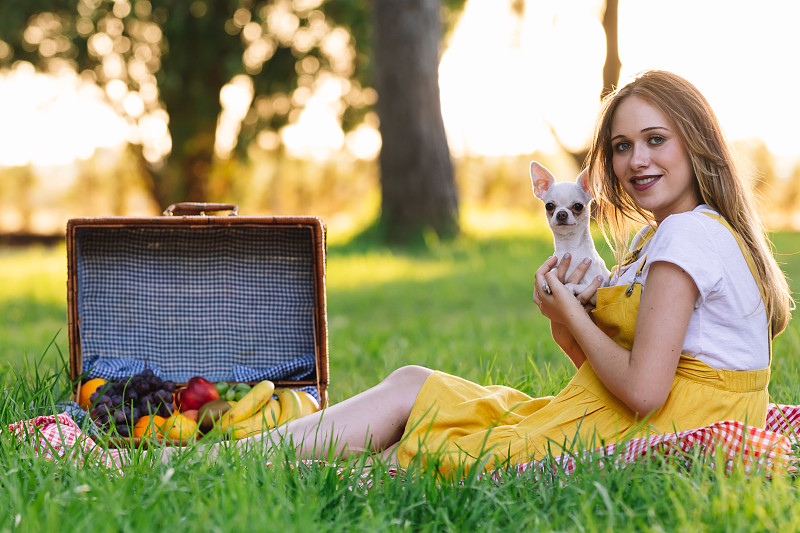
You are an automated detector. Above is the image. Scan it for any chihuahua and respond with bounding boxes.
[530,161,609,302]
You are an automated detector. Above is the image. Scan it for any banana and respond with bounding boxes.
[261,397,282,427]
[229,398,282,439]
[217,380,274,427]
[275,388,303,426]
[296,390,321,417]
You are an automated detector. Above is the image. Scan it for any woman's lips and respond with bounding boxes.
[631,175,660,191]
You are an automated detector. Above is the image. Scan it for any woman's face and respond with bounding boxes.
[610,95,699,223]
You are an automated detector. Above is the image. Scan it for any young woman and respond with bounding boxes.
[199,70,793,472]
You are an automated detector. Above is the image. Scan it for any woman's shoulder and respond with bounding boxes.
[654,206,732,244]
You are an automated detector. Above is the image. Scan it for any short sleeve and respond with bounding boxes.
[642,213,723,307]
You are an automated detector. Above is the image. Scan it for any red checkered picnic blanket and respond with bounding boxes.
[484,404,800,484]
[6,404,800,480]
[4,412,125,473]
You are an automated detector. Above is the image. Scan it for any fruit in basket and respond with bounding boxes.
[133,415,167,439]
[229,398,282,439]
[88,369,177,436]
[217,380,274,427]
[234,382,252,400]
[160,411,199,441]
[78,378,107,410]
[275,388,302,425]
[197,399,234,432]
[297,390,321,417]
[175,376,220,411]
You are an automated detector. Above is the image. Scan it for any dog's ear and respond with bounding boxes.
[530,161,555,199]
[576,168,593,198]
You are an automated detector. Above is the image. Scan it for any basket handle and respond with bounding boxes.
[163,203,239,216]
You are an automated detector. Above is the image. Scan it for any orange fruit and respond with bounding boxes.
[133,415,167,439]
[78,378,107,410]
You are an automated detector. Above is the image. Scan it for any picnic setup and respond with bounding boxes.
[7,204,800,485]
[3,0,800,530]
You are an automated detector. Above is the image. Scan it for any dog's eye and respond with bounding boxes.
[545,202,555,212]
[572,203,584,212]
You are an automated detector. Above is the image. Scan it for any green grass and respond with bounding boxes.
[2,212,800,532]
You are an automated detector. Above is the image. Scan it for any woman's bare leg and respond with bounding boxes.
[224,365,433,461]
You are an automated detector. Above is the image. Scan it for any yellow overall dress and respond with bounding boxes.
[395,214,771,473]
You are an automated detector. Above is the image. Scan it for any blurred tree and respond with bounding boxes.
[372,0,458,243]
[600,0,620,99]
[548,0,620,167]
[0,0,467,242]
[0,0,375,208]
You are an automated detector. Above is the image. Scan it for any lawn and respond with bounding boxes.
[1,210,800,532]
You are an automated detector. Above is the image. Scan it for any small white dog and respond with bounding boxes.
[530,161,609,302]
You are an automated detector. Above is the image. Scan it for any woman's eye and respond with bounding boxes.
[648,135,666,146]
[613,141,630,152]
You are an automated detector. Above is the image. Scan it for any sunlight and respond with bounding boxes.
[1,1,799,171]
[438,0,800,164]
[617,0,800,159]
[0,64,127,167]
[439,0,605,157]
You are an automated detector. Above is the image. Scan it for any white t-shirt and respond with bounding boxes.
[608,205,769,370]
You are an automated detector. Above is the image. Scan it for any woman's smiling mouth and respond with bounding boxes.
[631,175,661,190]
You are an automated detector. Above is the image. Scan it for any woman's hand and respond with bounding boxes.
[534,254,604,324]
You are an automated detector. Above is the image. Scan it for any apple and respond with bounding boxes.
[175,376,220,411]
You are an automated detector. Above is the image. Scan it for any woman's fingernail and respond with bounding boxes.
[583,258,591,264]
[597,275,604,282]
[563,253,571,260]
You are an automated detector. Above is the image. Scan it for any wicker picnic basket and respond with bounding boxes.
[66,202,329,446]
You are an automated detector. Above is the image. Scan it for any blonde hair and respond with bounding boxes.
[586,70,794,337]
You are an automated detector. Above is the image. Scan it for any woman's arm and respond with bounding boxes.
[536,259,698,416]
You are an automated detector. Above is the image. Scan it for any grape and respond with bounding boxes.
[154,389,172,404]
[89,370,181,438]
[157,402,174,418]
[148,375,163,390]
[134,380,150,396]
[140,394,157,414]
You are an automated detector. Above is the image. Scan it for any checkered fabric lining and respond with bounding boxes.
[10,404,800,481]
[76,225,318,383]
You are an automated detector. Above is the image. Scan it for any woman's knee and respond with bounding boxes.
[384,365,434,390]
[380,365,434,422]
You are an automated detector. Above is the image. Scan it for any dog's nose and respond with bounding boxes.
[556,210,568,222]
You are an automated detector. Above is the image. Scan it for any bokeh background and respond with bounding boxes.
[1,0,799,242]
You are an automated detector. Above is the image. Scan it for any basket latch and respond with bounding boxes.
[163,203,239,216]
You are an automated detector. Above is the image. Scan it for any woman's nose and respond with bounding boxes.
[630,143,649,169]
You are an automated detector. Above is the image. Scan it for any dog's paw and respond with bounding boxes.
[541,280,552,295]
[565,282,598,306]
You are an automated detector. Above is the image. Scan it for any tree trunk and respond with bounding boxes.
[601,0,621,99]
[372,0,459,244]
